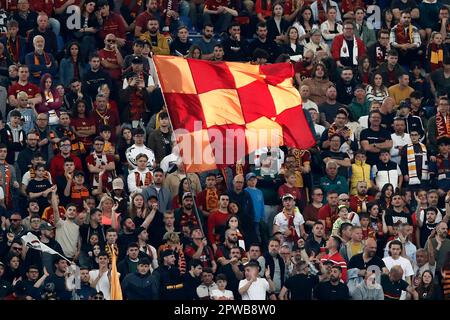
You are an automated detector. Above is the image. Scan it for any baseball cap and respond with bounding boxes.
[138,257,151,265]
[245,172,256,180]
[73,170,84,177]
[112,178,124,190]
[182,192,193,200]
[282,193,294,201]
[40,222,55,231]
[10,110,21,118]
[399,100,411,109]
[131,56,143,64]
[160,249,174,259]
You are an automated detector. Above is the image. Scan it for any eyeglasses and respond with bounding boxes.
[106,39,116,43]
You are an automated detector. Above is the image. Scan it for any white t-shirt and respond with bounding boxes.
[55,219,80,259]
[89,269,112,300]
[273,209,305,239]
[382,256,414,280]
[210,289,234,300]
[239,278,270,300]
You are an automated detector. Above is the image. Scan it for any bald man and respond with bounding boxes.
[347,238,389,294]
[380,265,418,300]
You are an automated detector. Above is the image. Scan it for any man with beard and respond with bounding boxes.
[139,18,170,56]
[425,222,450,279]
[24,35,57,84]
[257,238,284,298]
[184,228,217,271]
[153,249,185,300]
[428,96,450,156]
[23,221,64,275]
[135,0,163,37]
[320,236,348,282]
[194,24,217,60]
[350,181,374,215]
[348,238,388,286]
[331,20,366,70]
[388,74,414,108]
[335,67,357,106]
[295,50,314,86]
[215,229,246,266]
[174,192,203,231]
[248,23,280,63]
[318,190,339,235]
[390,117,412,165]
[63,79,93,112]
[314,265,350,300]
[389,10,421,67]
[305,221,326,257]
[368,29,390,68]
[222,23,249,62]
[16,131,40,179]
[98,34,124,84]
[219,246,245,299]
[75,268,97,300]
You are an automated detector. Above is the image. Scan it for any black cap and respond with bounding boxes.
[138,257,151,265]
[131,56,144,64]
[160,249,174,259]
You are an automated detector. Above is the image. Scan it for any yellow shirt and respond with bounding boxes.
[388,84,414,107]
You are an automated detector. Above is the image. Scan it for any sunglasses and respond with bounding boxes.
[12,247,22,251]
[10,219,21,222]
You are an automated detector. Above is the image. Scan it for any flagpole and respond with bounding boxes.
[150,55,207,238]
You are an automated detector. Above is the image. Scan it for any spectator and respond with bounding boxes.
[25,35,57,85]
[238,261,274,300]
[139,18,170,56]
[314,265,350,300]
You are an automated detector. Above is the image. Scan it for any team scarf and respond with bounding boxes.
[205,188,219,211]
[407,143,429,185]
[6,35,20,63]
[0,163,12,208]
[32,52,51,78]
[436,112,450,137]
[134,170,153,187]
[428,43,444,72]
[283,207,301,243]
[339,36,359,65]
[29,168,50,181]
[395,23,414,44]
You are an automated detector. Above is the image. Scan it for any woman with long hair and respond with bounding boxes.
[378,183,394,213]
[187,44,202,59]
[70,99,96,151]
[128,192,148,221]
[282,26,304,55]
[98,195,121,231]
[320,6,342,47]
[224,214,246,250]
[416,270,443,300]
[36,73,63,115]
[267,2,290,43]
[74,0,99,62]
[301,62,333,105]
[357,55,372,88]
[173,177,192,209]
[381,8,394,32]
[59,42,85,88]
[366,72,389,103]
[292,6,319,45]
[2,252,24,284]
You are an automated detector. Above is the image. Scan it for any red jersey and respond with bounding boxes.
[318,204,338,235]
[135,11,153,33]
[320,251,347,282]
[91,105,120,140]
[278,184,302,202]
[49,153,83,180]
[85,152,115,187]
[98,12,126,41]
[98,48,122,81]
[294,62,313,82]
[70,116,96,148]
[8,82,40,99]
[184,243,215,269]
[41,205,66,226]
[207,210,229,245]
[30,0,54,16]
[349,195,374,214]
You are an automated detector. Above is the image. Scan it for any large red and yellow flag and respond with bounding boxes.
[153,56,316,172]
[109,244,123,300]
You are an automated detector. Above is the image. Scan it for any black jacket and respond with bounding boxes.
[248,38,281,63]
[335,78,357,106]
[121,271,159,300]
[0,124,25,165]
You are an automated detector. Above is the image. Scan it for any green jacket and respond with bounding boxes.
[348,98,371,121]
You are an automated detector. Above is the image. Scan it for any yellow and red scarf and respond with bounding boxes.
[32,52,51,78]
[436,112,450,137]
[395,23,414,44]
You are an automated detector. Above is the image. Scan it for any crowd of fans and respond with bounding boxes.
[0,0,449,301]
